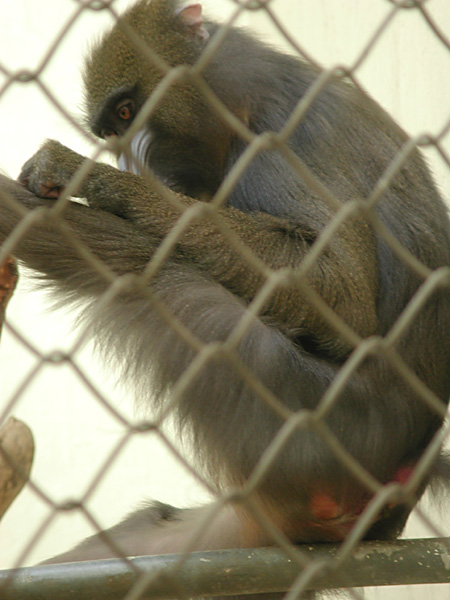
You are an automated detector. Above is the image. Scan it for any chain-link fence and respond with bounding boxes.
[0,1,449,598]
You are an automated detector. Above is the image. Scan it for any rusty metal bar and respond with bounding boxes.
[0,538,449,599]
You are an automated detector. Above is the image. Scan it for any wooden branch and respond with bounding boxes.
[0,259,33,518]
[0,418,34,520]
[0,256,18,338]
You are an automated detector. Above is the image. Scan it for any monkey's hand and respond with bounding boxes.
[17,139,154,219]
[18,140,87,200]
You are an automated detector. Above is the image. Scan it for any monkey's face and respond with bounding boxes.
[84,82,151,175]
[86,76,219,199]
[83,0,211,140]
[82,0,222,194]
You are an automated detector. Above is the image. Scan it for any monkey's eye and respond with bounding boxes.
[116,99,135,122]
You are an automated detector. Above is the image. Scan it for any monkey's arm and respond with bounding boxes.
[0,173,154,285]
[16,140,378,352]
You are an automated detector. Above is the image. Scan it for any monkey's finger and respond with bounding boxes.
[20,176,62,200]
[18,164,62,199]
[18,148,61,199]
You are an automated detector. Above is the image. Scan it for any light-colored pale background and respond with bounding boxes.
[0,1,449,598]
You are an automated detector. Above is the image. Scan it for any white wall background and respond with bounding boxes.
[0,1,449,598]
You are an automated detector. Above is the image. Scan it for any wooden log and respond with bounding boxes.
[0,258,34,517]
[0,418,34,519]
[0,256,18,339]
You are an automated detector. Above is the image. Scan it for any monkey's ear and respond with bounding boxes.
[175,3,210,42]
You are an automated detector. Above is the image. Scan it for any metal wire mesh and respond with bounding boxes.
[0,1,449,598]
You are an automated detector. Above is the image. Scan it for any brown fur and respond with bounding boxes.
[0,1,449,597]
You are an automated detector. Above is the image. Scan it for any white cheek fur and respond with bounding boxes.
[118,129,152,174]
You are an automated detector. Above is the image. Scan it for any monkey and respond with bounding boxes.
[0,0,450,597]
